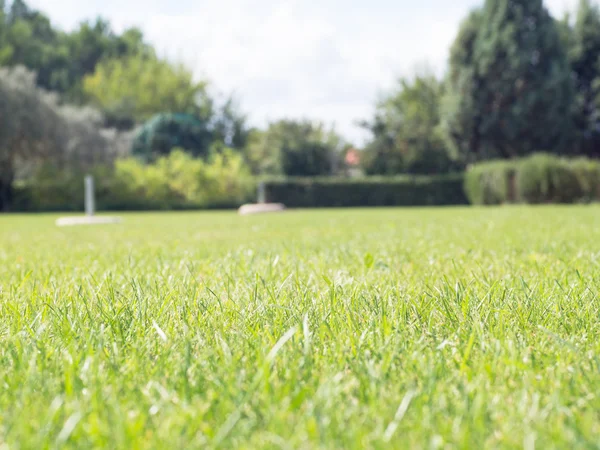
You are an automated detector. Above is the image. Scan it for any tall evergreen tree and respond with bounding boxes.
[441,11,483,162]
[7,0,30,23]
[442,0,575,161]
[568,0,600,155]
[0,0,11,64]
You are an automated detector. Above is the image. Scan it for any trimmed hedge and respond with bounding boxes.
[465,153,600,205]
[11,174,468,212]
[262,175,468,207]
[12,152,600,211]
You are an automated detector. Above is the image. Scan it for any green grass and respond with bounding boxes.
[1,206,600,449]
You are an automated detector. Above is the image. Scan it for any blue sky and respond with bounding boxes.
[29,0,579,143]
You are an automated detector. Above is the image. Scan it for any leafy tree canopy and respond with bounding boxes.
[441,0,575,162]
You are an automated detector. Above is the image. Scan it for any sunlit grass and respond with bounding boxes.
[1,206,600,449]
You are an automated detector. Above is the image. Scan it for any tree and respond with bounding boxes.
[210,96,249,150]
[59,104,133,170]
[362,71,456,175]
[440,10,483,163]
[0,1,153,99]
[244,120,344,176]
[63,20,153,103]
[0,65,64,209]
[0,0,13,64]
[360,116,403,176]
[131,113,213,162]
[243,128,282,175]
[115,28,151,57]
[566,0,600,155]
[7,0,30,23]
[0,65,129,210]
[441,0,575,162]
[3,3,69,92]
[83,54,211,127]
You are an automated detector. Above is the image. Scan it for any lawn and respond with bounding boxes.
[1,207,600,449]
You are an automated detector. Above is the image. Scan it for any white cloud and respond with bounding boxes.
[27,0,581,144]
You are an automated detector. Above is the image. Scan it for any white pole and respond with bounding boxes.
[257,181,266,204]
[85,175,95,217]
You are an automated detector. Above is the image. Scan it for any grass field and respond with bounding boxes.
[1,207,600,449]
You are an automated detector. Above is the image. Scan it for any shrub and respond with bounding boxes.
[12,166,95,212]
[12,150,255,212]
[569,157,600,201]
[464,161,515,205]
[262,175,468,208]
[104,149,254,210]
[514,154,583,204]
[466,153,600,205]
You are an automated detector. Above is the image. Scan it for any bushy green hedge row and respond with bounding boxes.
[465,154,600,205]
[12,172,468,212]
[262,175,468,207]
[16,152,600,211]
[12,150,255,212]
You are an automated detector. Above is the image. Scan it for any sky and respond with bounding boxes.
[28,0,580,144]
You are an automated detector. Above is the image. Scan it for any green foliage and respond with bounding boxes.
[0,1,152,98]
[565,0,600,156]
[13,150,254,211]
[362,71,457,175]
[3,2,67,91]
[131,113,213,162]
[569,156,600,200]
[12,168,91,212]
[60,21,153,104]
[465,153,600,205]
[0,1,13,64]
[110,149,253,210]
[0,65,64,210]
[83,54,210,124]
[209,96,249,150]
[0,1,246,137]
[262,175,467,207]
[515,154,584,204]
[0,65,131,210]
[464,161,516,205]
[359,121,403,175]
[440,10,483,162]
[243,128,283,175]
[244,120,345,176]
[442,0,575,161]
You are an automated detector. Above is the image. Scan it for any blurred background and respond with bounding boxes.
[1,0,599,212]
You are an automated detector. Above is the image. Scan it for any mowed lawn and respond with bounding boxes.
[1,207,600,449]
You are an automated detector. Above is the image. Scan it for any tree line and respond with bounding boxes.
[363,0,600,174]
[1,0,600,210]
